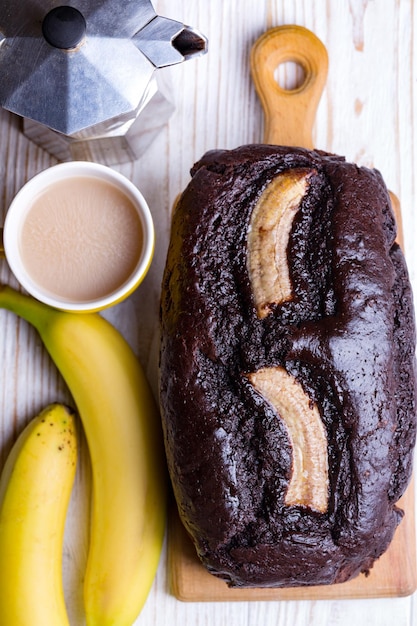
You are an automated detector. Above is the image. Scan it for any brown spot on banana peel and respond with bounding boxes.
[246,366,329,513]
[247,168,314,318]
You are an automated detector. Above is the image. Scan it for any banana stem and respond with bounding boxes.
[0,284,66,329]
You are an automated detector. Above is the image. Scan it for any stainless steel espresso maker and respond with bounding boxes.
[0,1,207,164]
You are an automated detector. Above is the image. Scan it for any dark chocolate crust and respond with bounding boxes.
[159,145,417,587]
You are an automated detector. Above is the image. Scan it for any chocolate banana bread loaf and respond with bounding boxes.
[159,144,417,587]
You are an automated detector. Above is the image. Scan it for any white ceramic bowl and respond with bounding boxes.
[3,162,154,312]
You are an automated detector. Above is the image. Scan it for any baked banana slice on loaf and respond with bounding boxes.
[159,144,417,587]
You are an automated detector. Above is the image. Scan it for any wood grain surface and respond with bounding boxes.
[0,1,416,626]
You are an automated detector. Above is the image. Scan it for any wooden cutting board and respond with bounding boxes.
[168,25,417,602]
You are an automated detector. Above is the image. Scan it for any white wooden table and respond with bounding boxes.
[0,1,416,625]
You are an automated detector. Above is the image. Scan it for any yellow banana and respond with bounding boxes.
[0,403,77,626]
[0,285,166,626]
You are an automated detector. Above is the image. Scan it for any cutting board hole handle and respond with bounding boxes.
[274,60,307,92]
